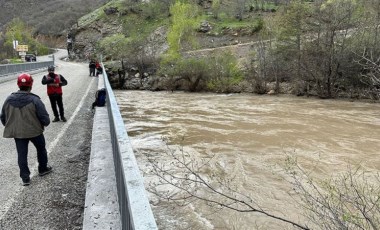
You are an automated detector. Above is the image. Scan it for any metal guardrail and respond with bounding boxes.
[102,64,158,230]
[0,61,54,76]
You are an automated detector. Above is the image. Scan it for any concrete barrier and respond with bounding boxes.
[83,75,121,229]
[83,68,157,230]
[0,61,54,77]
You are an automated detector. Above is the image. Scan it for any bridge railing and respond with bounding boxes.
[103,65,158,230]
[0,61,54,76]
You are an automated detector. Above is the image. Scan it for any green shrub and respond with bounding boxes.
[98,33,131,60]
[160,51,242,93]
[1,18,50,58]
[206,51,243,92]
[123,38,160,74]
[160,57,210,91]
[164,1,200,63]
[140,0,173,20]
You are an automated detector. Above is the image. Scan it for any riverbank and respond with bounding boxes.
[106,70,379,103]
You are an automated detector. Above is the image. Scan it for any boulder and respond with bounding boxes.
[104,7,118,15]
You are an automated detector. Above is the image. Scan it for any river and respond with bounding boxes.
[115,90,380,230]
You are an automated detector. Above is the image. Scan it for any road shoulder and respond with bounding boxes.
[0,76,97,230]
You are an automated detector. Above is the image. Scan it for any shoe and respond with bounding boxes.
[61,117,67,122]
[52,117,60,122]
[22,177,30,186]
[39,166,53,176]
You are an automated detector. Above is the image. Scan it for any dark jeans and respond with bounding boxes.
[49,94,64,118]
[15,134,48,180]
[89,67,96,76]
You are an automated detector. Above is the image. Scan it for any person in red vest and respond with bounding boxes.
[95,60,102,76]
[41,65,68,122]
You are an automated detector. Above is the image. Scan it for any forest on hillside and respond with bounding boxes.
[0,0,379,100]
[84,0,380,100]
[261,0,380,99]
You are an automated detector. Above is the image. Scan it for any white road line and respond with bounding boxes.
[46,76,94,153]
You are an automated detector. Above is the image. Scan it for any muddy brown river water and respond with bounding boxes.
[115,90,380,230]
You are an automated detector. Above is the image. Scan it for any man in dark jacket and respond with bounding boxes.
[1,73,52,186]
[89,60,96,76]
[41,65,68,122]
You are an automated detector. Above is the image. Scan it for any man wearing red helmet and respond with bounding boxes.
[41,65,68,122]
[1,73,52,186]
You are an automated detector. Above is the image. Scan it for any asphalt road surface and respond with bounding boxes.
[0,49,98,228]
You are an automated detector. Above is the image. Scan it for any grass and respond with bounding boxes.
[121,14,170,41]
[9,58,24,64]
[203,12,265,35]
[78,0,125,27]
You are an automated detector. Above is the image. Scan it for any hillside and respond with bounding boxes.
[2,0,378,99]
[66,0,380,100]
[0,0,109,35]
[67,0,267,61]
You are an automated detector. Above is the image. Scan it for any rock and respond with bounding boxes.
[104,7,118,15]
[198,21,212,33]
[267,89,275,95]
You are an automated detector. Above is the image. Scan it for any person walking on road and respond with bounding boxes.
[1,73,52,186]
[42,65,68,122]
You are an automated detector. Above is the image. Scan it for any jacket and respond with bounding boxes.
[41,73,68,95]
[89,61,96,68]
[1,91,50,138]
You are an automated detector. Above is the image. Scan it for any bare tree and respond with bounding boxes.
[285,155,380,230]
[272,0,364,98]
[147,141,380,230]
[235,0,247,21]
[303,0,362,98]
[254,38,270,94]
[277,0,309,85]
[353,49,380,99]
[147,143,310,230]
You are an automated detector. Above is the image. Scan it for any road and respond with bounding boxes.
[0,49,97,219]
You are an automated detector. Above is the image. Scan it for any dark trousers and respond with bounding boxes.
[96,67,103,76]
[49,94,64,118]
[89,67,96,76]
[15,134,48,180]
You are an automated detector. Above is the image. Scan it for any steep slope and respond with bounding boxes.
[0,0,109,35]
